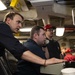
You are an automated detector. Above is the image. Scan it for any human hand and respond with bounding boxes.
[46,58,65,66]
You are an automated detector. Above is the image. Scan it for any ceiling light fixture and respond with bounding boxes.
[0,0,7,11]
[56,27,65,36]
[29,0,53,3]
[19,27,32,32]
[56,18,65,36]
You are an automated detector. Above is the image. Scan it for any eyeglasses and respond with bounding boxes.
[16,21,24,26]
[17,20,23,24]
[47,29,53,31]
[47,29,55,32]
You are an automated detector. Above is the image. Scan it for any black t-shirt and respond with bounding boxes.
[16,39,46,75]
[45,38,61,59]
[0,22,27,60]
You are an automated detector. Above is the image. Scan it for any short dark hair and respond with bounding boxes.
[30,25,44,39]
[3,12,24,22]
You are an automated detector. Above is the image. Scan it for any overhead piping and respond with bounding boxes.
[72,8,75,25]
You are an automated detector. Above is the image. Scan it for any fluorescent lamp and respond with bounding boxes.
[56,27,65,36]
[29,0,53,3]
[19,27,32,32]
[0,1,7,11]
[72,8,75,25]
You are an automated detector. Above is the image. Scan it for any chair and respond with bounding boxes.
[0,54,13,75]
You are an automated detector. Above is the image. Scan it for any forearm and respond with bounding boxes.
[21,51,65,66]
[21,50,45,65]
